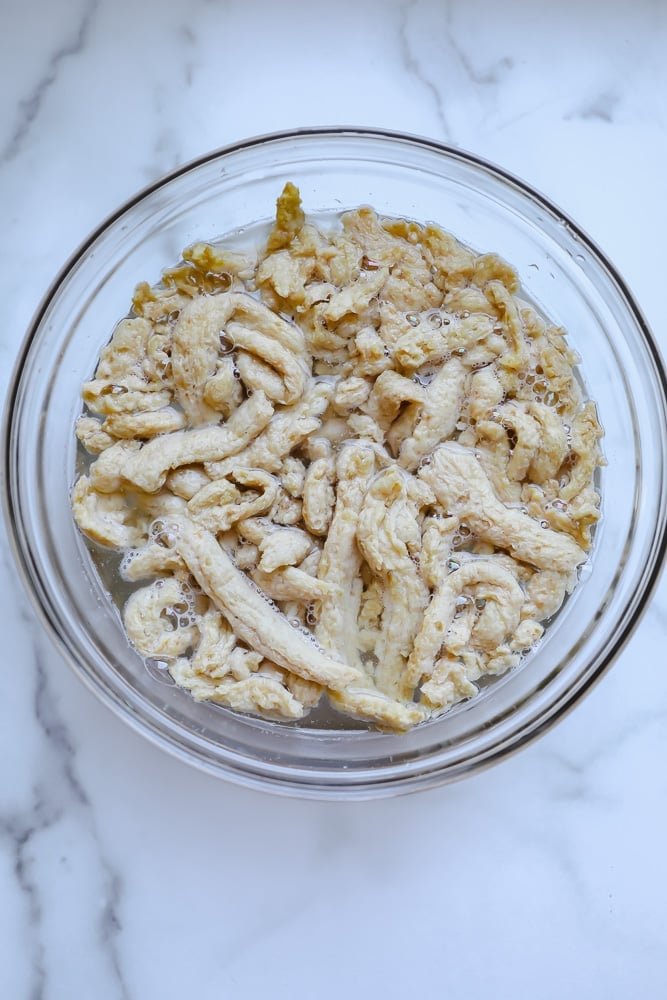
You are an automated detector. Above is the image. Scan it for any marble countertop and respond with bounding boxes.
[2,1,667,997]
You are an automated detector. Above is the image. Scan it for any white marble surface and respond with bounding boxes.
[2,1,667,996]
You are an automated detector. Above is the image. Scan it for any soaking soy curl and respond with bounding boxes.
[71,183,603,732]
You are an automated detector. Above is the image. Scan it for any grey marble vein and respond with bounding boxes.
[140,86,185,183]
[178,23,198,88]
[493,100,557,133]
[33,654,90,810]
[1,0,100,163]
[1,633,130,999]
[33,640,131,999]
[444,11,514,91]
[567,92,620,124]
[398,0,452,141]
[545,701,667,782]
[219,893,314,972]
[539,748,615,806]
[100,869,127,994]
[1,817,48,1000]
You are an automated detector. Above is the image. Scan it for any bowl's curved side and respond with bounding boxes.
[3,128,667,798]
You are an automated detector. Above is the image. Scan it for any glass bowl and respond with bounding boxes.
[3,128,667,798]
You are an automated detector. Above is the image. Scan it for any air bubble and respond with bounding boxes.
[405,312,420,327]
[120,550,138,576]
[427,311,443,328]
[455,595,471,610]
[144,657,176,685]
[540,519,549,529]
[414,369,436,387]
[475,597,487,610]
[361,255,381,271]
[447,558,460,573]
[219,333,235,354]
[552,499,568,511]
[213,270,232,290]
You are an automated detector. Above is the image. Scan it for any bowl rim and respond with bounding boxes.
[3,125,667,798]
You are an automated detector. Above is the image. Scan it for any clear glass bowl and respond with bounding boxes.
[3,128,666,798]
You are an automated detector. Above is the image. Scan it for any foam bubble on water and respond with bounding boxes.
[120,549,139,577]
[305,605,318,627]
